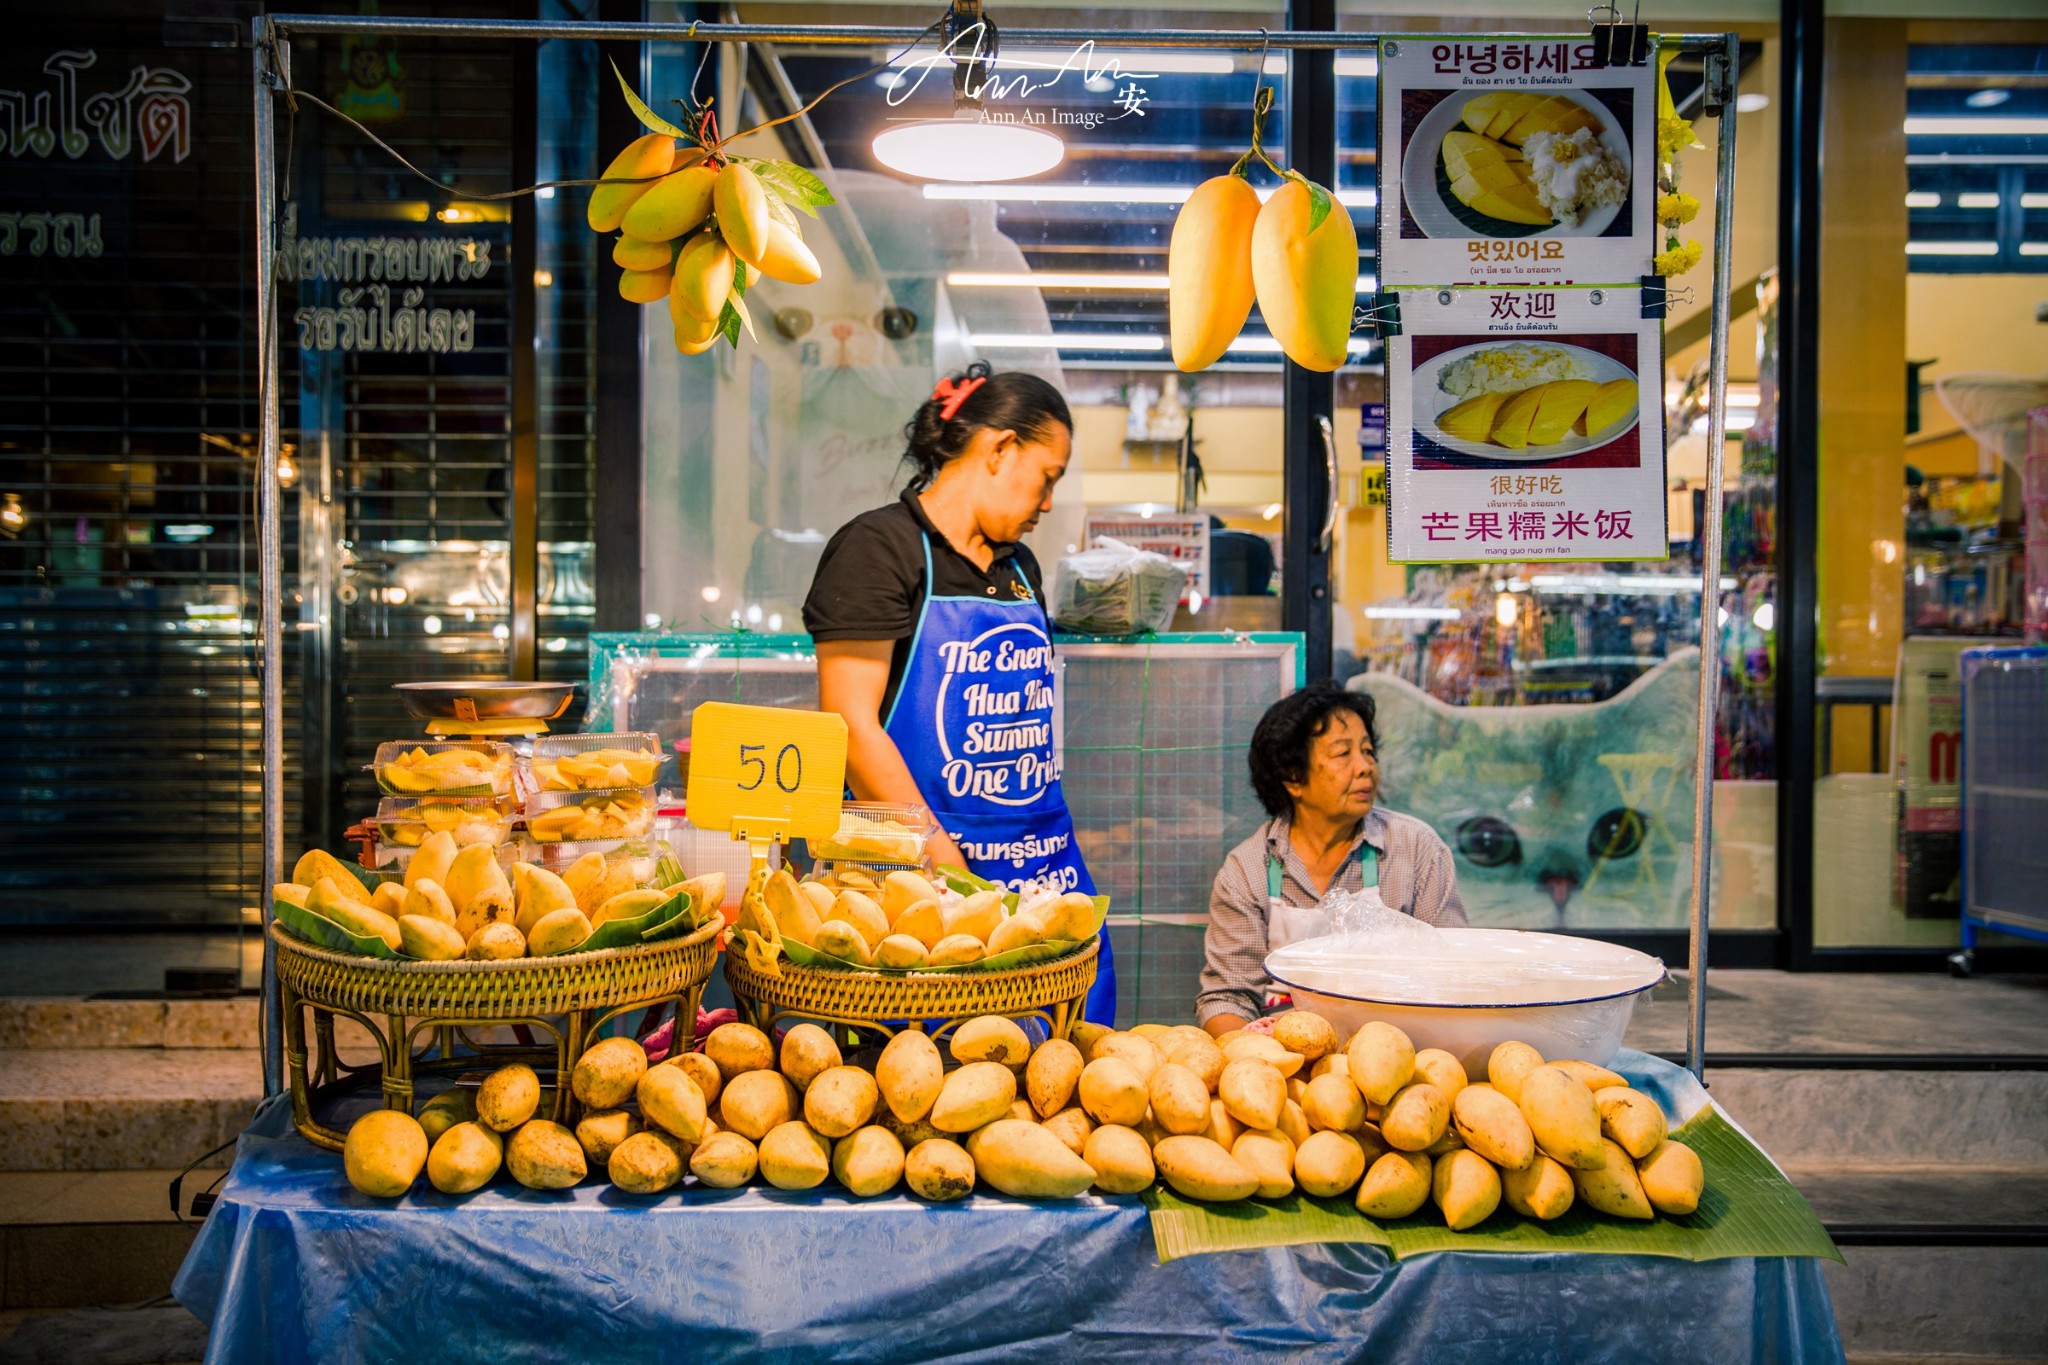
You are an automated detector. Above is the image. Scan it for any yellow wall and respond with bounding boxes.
[1817,19,1908,680]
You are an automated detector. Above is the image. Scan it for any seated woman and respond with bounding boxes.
[1197,682,1468,1036]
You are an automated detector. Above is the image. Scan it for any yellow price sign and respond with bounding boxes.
[685,702,848,844]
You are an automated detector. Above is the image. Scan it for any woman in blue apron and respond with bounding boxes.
[803,361,1114,1024]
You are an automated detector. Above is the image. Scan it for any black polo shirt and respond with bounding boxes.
[803,488,1048,716]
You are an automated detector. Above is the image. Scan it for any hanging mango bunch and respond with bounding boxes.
[1168,85,1358,373]
[586,63,837,355]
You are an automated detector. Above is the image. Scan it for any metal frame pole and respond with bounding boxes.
[253,16,287,1097]
[1686,36,1742,1082]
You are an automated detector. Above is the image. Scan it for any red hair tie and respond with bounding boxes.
[932,374,987,422]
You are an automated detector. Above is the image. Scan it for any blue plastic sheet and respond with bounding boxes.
[176,1054,1844,1365]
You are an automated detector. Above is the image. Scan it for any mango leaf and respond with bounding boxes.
[549,887,694,955]
[610,58,690,141]
[717,301,742,348]
[1286,170,1333,235]
[274,897,402,960]
[728,290,758,341]
[737,157,835,216]
[764,195,802,233]
[731,254,748,299]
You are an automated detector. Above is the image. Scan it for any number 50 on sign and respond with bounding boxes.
[685,702,848,843]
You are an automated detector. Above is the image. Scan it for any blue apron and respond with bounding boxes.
[883,531,1115,1025]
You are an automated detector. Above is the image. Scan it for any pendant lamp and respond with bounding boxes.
[870,0,1064,182]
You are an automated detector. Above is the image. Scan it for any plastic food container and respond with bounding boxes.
[512,836,664,884]
[665,819,775,908]
[523,787,657,843]
[809,801,935,867]
[1263,928,1667,1070]
[370,840,518,876]
[374,796,516,849]
[530,731,665,792]
[372,740,515,797]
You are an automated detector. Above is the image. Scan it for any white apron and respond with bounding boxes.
[1264,841,1386,1011]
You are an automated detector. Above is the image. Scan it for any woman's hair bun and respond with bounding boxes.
[902,362,1072,492]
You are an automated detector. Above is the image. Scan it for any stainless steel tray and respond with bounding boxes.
[393,681,577,722]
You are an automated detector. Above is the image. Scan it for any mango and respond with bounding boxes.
[1161,1030,1228,1092]
[1219,1059,1286,1131]
[507,1120,586,1189]
[1270,1010,1338,1062]
[1069,1021,1115,1059]
[1486,1041,1545,1103]
[1502,1151,1577,1221]
[1203,1098,1245,1152]
[1039,892,1097,943]
[779,1024,842,1090]
[344,1109,428,1197]
[1451,1084,1536,1170]
[1380,1081,1451,1153]
[477,1065,540,1132]
[1412,1049,1468,1104]
[752,1120,827,1190]
[399,914,464,961]
[931,1061,1018,1133]
[1433,1148,1502,1230]
[1078,1057,1148,1128]
[1595,1086,1667,1160]
[671,231,735,324]
[877,1107,946,1152]
[951,1016,1031,1068]
[804,1066,879,1139]
[464,921,524,961]
[1231,1132,1297,1200]
[1357,1150,1433,1219]
[1168,172,1261,371]
[1294,1130,1367,1198]
[445,844,513,938]
[755,220,822,285]
[877,1030,945,1123]
[417,1088,477,1145]
[928,934,985,967]
[620,161,718,242]
[684,871,729,915]
[612,234,673,271]
[761,870,818,947]
[295,850,372,904]
[1547,1059,1627,1094]
[1251,177,1358,372]
[1154,1135,1258,1202]
[904,1137,976,1201]
[1525,379,1600,447]
[1081,1124,1155,1195]
[402,879,456,927]
[1041,1106,1094,1157]
[607,1130,683,1194]
[639,1064,709,1143]
[1637,1138,1704,1216]
[1096,1033,1165,1082]
[512,863,580,935]
[704,1023,776,1080]
[1344,1022,1416,1106]
[272,882,311,909]
[527,907,592,956]
[588,133,679,233]
[591,888,668,929]
[1490,386,1544,449]
[309,877,402,951]
[1148,1063,1212,1136]
[668,1052,723,1108]
[426,1120,502,1195]
[965,1119,1097,1199]
[1303,1072,1367,1134]
[688,1131,759,1189]
[985,913,1043,956]
[1572,1137,1654,1219]
[370,881,407,919]
[1222,1034,1305,1078]
[720,1070,799,1141]
[812,920,873,966]
[572,1037,648,1111]
[403,832,459,891]
[712,161,772,267]
[877,871,937,921]
[943,890,1005,944]
[892,901,945,953]
[831,1125,906,1197]
[1279,1099,1313,1151]
[1581,379,1637,440]
[1026,1038,1084,1118]
[573,1109,640,1167]
[1437,391,1509,445]
[1520,1065,1605,1171]
[559,852,610,914]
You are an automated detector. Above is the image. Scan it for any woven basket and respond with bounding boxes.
[724,938,1099,1041]
[270,916,721,1019]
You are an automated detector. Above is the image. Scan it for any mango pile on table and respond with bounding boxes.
[339,1012,1703,1225]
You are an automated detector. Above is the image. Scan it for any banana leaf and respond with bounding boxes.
[547,887,696,955]
[273,897,402,960]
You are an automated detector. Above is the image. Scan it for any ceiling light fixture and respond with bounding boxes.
[1905,240,1998,255]
[1735,92,1769,114]
[1904,116,2048,137]
[1905,191,1941,208]
[1956,192,2000,209]
[921,182,1378,207]
[871,0,1064,183]
[1964,89,2011,109]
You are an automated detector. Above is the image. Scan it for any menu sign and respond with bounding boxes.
[1385,286,1666,563]
[1377,36,1656,288]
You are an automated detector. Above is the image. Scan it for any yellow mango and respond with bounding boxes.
[930,1061,1017,1133]
[1271,1010,1339,1063]
[1149,1063,1213,1136]
[620,161,718,242]
[1572,1137,1654,1219]
[1525,380,1600,447]
[1161,1030,1227,1092]
[1581,379,1638,440]
[985,913,1043,956]
[831,1125,906,1197]
[427,1120,503,1195]
[573,1109,640,1168]
[904,1137,976,1201]
[1303,1072,1366,1134]
[712,161,771,267]
[607,1130,683,1194]
[832,889,891,947]
[893,899,946,952]
[404,831,459,892]
[1078,1057,1149,1128]
[704,1023,776,1080]
[1250,177,1358,373]
[612,235,673,272]
[476,1064,539,1131]
[344,1109,428,1197]
[671,231,735,323]
[762,870,818,946]
[1041,1106,1094,1157]
[294,850,373,904]
[1451,1084,1536,1170]
[398,914,464,961]
[943,890,1005,943]
[966,1119,1098,1198]
[1595,1086,1667,1160]
[1039,892,1097,943]
[1154,1135,1258,1202]
[464,921,524,960]
[588,133,679,232]
[1432,1148,1503,1230]
[928,934,985,967]
[1502,1151,1577,1220]
[402,879,456,926]
[638,1063,710,1143]
[1223,1033,1305,1078]
[812,920,872,966]
[688,1131,759,1189]
[1412,1049,1468,1104]
[803,1066,880,1139]
[1070,1021,1116,1059]
[619,265,673,304]
[445,844,512,938]
[877,1029,945,1123]
[571,1037,647,1111]
[755,1120,830,1190]
[1490,386,1545,448]
[1486,1041,1546,1103]
[1295,1130,1368,1198]
[779,1023,841,1091]
[1203,1098,1246,1152]
[1345,1021,1416,1106]
[272,882,311,909]
[527,907,591,956]
[1082,1124,1156,1195]
[417,1089,476,1145]
[1637,1138,1705,1216]
[951,1016,1032,1068]
[755,220,821,285]
[871,934,927,969]
[506,1120,585,1189]
[1231,1132,1297,1200]
[1520,1065,1605,1171]
[1502,94,1602,146]
[371,881,407,919]
[309,877,402,951]
[512,863,580,935]
[1357,1150,1433,1219]
[1381,1082,1451,1153]
[720,1070,799,1141]
[1438,391,1508,445]
[668,1052,722,1107]
[1169,172,1261,371]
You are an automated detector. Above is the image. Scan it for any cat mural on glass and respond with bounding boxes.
[1352,650,1700,930]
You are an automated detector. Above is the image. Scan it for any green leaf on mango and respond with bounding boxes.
[610,58,691,141]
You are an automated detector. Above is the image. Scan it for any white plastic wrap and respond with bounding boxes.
[1051,536,1187,636]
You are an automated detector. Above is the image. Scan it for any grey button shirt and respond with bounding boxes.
[1195,807,1469,1026]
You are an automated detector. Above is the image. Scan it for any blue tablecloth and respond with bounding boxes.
[175,1057,1844,1365]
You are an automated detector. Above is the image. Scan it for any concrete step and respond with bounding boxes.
[0,999,256,1052]
[0,1171,201,1312]
[1705,1067,2048,1170]
[0,1050,258,1173]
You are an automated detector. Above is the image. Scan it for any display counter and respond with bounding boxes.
[175,1051,1843,1364]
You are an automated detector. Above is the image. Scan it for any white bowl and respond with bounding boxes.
[1264,928,1667,1071]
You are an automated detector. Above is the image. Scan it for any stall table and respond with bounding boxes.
[174,1054,1843,1364]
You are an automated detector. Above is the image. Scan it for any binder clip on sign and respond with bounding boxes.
[1589,2,1650,68]
[684,702,849,978]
